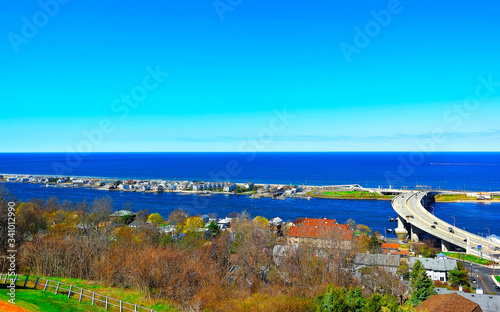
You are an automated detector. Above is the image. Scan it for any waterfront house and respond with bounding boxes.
[223,183,237,192]
[218,217,233,230]
[110,210,135,217]
[287,218,354,249]
[159,224,177,234]
[7,177,17,182]
[409,257,457,283]
[244,182,255,189]
[269,217,283,226]
[201,214,210,223]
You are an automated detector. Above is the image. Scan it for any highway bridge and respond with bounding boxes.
[392,191,500,261]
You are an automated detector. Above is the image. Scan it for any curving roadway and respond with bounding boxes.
[391,191,500,261]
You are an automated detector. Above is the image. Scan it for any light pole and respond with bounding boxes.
[451,216,455,228]
[486,228,492,264]
[470,262,473,289]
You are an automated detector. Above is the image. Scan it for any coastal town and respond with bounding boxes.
[0,173,370,199]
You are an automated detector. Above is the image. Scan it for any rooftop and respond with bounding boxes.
[410,257,457,272]
[433,288,500,312]
[416,293,483,312]
[288,218,353,240]
[354,253,401,267]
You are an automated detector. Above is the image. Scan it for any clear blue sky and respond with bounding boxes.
[1,0,500,152]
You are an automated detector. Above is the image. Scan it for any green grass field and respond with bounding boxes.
[443,252,493,266]
[314,191,393,200]
[0,286,103,312]
[2,275,178,312]
[435,194,500,202]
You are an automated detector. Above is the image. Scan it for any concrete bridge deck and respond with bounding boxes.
[392,191,500,261]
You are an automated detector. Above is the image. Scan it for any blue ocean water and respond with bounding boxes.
[1,152,500,237]
[0,152,499,190]
[3,182,400,237]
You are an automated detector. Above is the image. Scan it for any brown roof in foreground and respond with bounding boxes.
[416,293,483,312]
[288,218,353,240]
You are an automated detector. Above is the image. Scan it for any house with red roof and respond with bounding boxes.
[286,218,354,249]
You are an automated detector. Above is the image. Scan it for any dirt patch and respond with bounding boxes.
[0,300,33,312]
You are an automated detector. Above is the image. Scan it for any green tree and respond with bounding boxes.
[207,221,220,237]
[315,286,365,312]
[147,213,164,225]
[368,232,380,253]
[410,259,436,306]
[448,269,470,288]
[121,214,133,225]
[362,293,382,312]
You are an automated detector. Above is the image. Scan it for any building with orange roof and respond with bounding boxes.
[416,293,483,312]
[287,218,354,248]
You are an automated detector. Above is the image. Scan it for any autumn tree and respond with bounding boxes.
[169,208,188,224]
[253,216,269,227]
[183,216,205,233]
[81,196,113,236]
[135,209,150,221]
[356,224,372,235]
[16,202,47,238]
[147,213,165,225]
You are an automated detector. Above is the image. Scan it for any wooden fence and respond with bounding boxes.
[0,273,157,312]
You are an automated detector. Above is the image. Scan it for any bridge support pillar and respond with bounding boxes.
[441,240,451,252]
[466,236,470,254]
[410,225,420,242]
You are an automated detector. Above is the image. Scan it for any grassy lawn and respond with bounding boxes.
[435,194,500,202]
[443,252,493,265]
[314,191,393,200]
[9,275,178,312]
[495,276,500,283]
[0,286,103,312]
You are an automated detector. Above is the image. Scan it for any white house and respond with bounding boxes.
[410,257,457,282]
[218,217,233,230]
[269,217,283,226]
[223,183,236,192]
[244,182,255,189]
